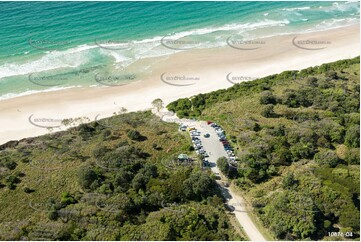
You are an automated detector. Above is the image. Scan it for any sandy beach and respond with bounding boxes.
[0,24,359,145]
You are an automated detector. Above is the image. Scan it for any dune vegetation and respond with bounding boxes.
[167,57,360,240]
[0,111,241,240]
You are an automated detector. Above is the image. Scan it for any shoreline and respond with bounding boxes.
[0,24,359,145]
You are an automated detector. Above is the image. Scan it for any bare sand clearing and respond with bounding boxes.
[0,24,359,145]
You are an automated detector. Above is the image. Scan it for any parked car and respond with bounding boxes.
[191,131,201,136]
[204,133,210,138]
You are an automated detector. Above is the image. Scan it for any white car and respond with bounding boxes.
[229,157,236,162]
[193,141,202,146]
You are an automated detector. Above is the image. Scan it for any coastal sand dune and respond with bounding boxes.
[0,24,359,145]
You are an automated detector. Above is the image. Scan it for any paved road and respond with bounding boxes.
[159,110,266,241]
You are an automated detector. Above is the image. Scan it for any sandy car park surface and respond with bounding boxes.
[160,111,266,241]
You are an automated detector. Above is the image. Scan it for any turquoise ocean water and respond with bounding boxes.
[0,1,359,99]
